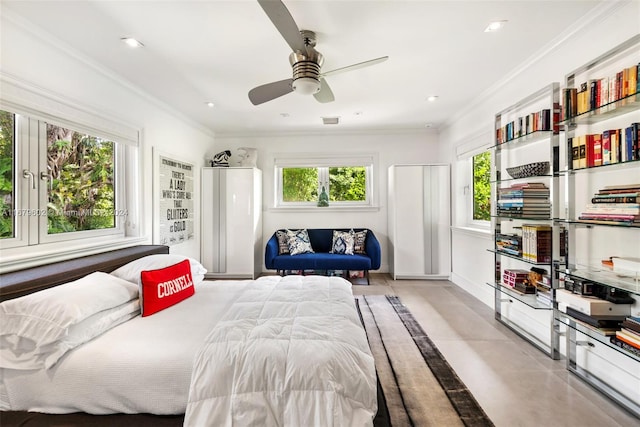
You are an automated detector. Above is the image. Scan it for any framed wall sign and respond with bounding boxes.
[153,148,195,246]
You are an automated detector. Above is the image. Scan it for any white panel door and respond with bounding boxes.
[224,168,254,274]
[393,166,426,275]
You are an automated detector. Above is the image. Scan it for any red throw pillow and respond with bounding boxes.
[140,259,195,317]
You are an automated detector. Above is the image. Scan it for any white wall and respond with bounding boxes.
[213,130,439,272]
[0,11,214,263]
[440,0,640,306]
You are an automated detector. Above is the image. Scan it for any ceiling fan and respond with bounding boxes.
[248,0,388,106]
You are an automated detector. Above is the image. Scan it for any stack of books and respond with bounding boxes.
[579,184,640,225]
[503,269,535,294]
[497,183,550,218]
[535,274,552,306]
[495,233,522,257]
[611,316,640,357]
[521,224,552,263]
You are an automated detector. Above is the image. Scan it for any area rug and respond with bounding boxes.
[357,295,494,427]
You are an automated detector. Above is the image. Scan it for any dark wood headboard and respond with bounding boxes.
[0,245,169,302]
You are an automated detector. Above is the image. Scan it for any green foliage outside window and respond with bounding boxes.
[329,167,366,201]
[282,166,367,203]
[0,111,14,238]
[473,151,491,221]
[282,167,318,202]
[46,125,116,234]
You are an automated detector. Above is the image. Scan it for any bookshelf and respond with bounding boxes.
[489,82,561,359]
[556,34,640,417]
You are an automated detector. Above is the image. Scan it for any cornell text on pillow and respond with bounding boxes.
[140,259,195,317]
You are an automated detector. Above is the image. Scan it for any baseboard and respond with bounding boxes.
[450,272,494,309]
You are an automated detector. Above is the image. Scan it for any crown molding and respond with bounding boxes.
[1,7,215,139]
[441,0,631,131]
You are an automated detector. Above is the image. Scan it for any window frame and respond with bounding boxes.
[273,153,377,210]
[0,106,134,252]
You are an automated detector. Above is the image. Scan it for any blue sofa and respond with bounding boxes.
[265,228,381,284]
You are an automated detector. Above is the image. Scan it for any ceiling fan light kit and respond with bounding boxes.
[289,44,323,95]
[249,0,388,106]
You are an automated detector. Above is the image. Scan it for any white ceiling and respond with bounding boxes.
[2,0,604,135]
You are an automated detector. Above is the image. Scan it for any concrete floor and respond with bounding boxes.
[353,274,640,427]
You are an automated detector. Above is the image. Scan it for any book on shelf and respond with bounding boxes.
[611,257,640,273]
[610,336,640,357]
[565,306,626,330]
[622,317,640,334]
[615,330,640,349]
[581,203,640,215]
[623,124,639,162]
[599,183,640,191]
[578,213,639,221]
[591,195,639,203]
[521,224,551,263]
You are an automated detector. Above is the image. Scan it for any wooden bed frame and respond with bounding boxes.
[0,245,390,427]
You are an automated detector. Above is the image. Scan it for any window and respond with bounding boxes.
[0,108,127,249]
[45,124,116,235]
[472,151,491,221]
[275,154,375,208]
[0,111,15,239]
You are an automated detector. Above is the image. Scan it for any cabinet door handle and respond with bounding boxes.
[576,341,595,347]
[22,170,36,189]
[40,172,52,191]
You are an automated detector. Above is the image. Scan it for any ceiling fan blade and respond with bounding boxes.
[248,78,294,105]
[314,78,335,103]
[258,0,307,53]
[321,56,389,78]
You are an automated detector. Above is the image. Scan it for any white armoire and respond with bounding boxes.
[388,164,451,279]
[201,167,262,279]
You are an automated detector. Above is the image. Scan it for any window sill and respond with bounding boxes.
[0,236,149,274]
[451,226,492,238]
[269,205,381,213]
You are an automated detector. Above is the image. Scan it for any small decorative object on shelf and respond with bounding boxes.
[237,147,258,167]
[506,161,550,179]
[317,186,329,207]
[210,150,231,167]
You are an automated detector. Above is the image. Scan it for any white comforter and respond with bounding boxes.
[184,275,377,427]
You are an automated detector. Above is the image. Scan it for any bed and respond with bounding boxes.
[0,245,378,426]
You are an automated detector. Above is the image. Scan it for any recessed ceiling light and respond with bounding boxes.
[205,102,215,108]
[121,37,144,48]
[484,20,507,32]
[427,95,439,102]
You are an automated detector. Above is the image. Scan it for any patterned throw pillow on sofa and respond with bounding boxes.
[276,230,290,255]
[351,229,368,254]
[286,229,315,255]
[331,230,355,255]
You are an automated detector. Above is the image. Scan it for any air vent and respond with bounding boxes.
[322,117,339,125]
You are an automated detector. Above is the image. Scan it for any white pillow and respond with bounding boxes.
[110,254,207,284]
[0,272,139,369]
[0,299,140,370]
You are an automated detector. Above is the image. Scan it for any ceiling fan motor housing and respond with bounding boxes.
[289,49,323,95]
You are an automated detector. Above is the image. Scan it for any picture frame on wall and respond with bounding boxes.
[152,147,195,246]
